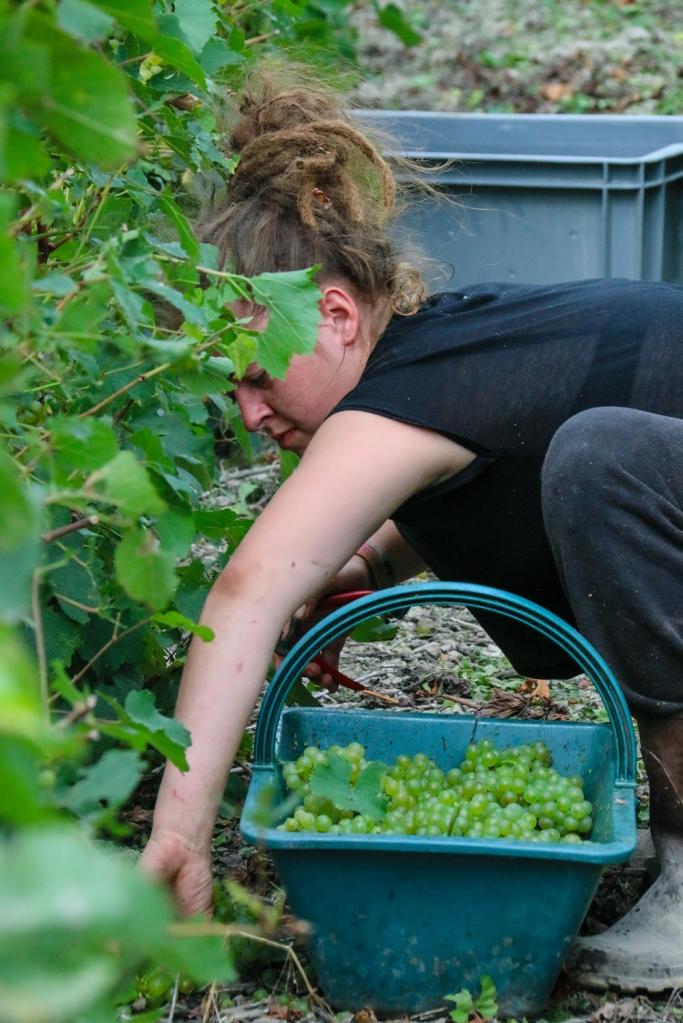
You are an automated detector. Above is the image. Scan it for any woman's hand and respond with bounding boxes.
[138,830,214,918]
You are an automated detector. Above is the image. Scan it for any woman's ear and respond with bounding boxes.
[319,283,363,348]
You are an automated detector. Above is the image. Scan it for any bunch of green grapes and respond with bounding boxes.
[278,738,593,844]
[280,742,366,833]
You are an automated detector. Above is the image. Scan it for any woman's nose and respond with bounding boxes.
[234,383,272,433]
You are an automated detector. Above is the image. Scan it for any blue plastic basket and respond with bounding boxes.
[241,583,637,1016]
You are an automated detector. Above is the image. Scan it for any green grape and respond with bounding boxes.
[295,754,313,778]
[532,742,552,765]
[392,787,412,809]
[304,746,327,766]
[345,742,365,763]
[383,776,400,797]
[573,799,593,819]
[503,802,523,820]
[469,794,489,818]
[294,808,316,830]
[137,968,173,1005]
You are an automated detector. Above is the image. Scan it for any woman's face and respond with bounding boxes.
[232,285,368,455]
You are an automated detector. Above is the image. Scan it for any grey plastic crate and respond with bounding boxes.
[359,112,683,286]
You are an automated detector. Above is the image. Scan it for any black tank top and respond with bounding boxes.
[331,279,683,677]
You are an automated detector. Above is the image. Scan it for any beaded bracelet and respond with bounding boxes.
[354,540,396,590]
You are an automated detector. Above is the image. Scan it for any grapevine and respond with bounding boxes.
[278,739,594,843]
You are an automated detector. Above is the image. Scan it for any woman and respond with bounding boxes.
[140,67,683,992]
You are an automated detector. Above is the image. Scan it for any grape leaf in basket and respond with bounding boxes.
[310,753,388,821]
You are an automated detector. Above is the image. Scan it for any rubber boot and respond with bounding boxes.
[568,712,683,992]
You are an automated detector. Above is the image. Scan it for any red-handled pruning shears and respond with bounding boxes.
[275,590,405,700]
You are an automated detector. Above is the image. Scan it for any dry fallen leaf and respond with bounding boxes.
[541,82,575,101]
[520,677,551,700]
[484,689,529,718]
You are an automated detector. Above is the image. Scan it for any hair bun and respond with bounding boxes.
[225,63,394,229]
[199,61,430,326]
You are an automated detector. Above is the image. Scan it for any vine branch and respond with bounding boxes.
[71,614,152,685]
[31,571,48,712]
[41,515,99,543]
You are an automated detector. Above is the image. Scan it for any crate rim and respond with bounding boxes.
[357,109,683,167]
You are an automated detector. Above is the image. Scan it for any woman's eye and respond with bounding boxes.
[249,371,269,388]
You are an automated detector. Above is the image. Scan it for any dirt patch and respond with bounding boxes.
[347,0,683,116]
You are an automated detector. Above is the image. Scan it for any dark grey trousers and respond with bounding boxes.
[541,406,683,716]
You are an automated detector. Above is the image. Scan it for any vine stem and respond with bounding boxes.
[31,571,48,713]
[41,515,99,543]
[78,334,226,419]
[70,176,114,264]
[71,614,152,685]
[78,362,171,419]
[245,30,281,46]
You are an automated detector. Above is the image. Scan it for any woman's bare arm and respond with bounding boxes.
[359,519,426,584]
[148,411,473,856]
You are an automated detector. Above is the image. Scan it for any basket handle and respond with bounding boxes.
[253,582,637,784]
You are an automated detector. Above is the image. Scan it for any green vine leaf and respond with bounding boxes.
[0,449,41,622]
[114,527,177,610]
[60,748,145,823]
[57,0,115,43]
[124,688,191,771]
[92,451,166,519]
[174,0,218,55]
[250,268,322,379]
[310,753,388,821]
[24,14,138,165]
[0,826,173,1023]
[153,610,214,642]
[90,0,156,42]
